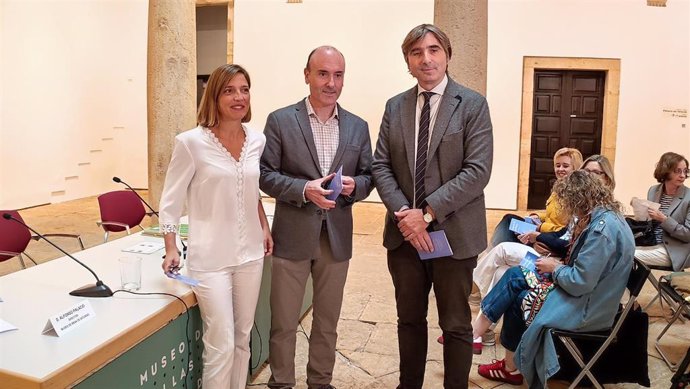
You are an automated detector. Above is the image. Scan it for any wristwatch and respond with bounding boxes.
[423,211,434,224]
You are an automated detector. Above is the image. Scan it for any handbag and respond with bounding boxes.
[624,217,656,246]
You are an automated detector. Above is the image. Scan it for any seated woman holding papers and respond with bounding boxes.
[489,148,583,250]
[634,152,690,271]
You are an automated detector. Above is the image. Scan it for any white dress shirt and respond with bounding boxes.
[305,97,339,176]
[159,125,266,271]
[412,74,448,208]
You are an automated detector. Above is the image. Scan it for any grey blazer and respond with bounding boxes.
[372,78,493,259]
[648,184,690,270]
[259,99,373,261]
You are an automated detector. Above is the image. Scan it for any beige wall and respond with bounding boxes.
[486,0,689,211]
[233,0,434,201]
[196,5,227,75]
[0,0,148,210]
[0,0,4,206]
[2,0,688,212]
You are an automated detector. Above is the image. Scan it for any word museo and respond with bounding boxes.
[139,330,202,388]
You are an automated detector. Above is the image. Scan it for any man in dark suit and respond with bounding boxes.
[372,24,493,389]
[260,46,373,389]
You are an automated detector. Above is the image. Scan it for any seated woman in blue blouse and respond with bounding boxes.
[473,170,635,387]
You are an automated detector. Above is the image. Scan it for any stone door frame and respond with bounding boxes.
[517,56,621,210]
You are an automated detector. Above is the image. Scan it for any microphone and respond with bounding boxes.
[112,176,159,217]
[112,176,187,259]
[3,213,113,298]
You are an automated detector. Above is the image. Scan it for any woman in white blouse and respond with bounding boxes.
[159,64,273,389]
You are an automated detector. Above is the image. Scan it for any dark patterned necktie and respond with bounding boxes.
[414,91,434,209]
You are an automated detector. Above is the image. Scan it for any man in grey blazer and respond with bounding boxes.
[372,24,493,389]
[260,46,373,389]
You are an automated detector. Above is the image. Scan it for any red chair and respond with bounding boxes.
[96,190,150,242]
[0,210,84,269]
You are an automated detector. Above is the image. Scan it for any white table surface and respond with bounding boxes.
[0,230,193,384]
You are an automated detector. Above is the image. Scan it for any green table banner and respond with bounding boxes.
[74,307,204,389]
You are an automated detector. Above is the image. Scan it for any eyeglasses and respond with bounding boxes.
[584,169,605,176]
[673,168,689,176]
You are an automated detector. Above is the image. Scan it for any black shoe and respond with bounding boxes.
[318,385,336,389]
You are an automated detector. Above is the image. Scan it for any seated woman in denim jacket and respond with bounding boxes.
[473,170,635,388]
[474,155,617,304]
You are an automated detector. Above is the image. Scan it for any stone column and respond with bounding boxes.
[434,0,488,96]
[147,0,197,211]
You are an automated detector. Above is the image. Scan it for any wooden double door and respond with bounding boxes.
[527,70,606,209]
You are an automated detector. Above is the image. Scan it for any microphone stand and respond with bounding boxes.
[112,176,159,217]
[112,177,187,259]
[3,213,113,298]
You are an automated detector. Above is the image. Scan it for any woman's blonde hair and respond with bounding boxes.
[553,170,622,218]
[581,154,616,190]
[553,147,583,170]
[197,64,252,127]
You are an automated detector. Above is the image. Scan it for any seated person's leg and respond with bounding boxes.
[634,245,671,267]
[490,214,524,248]
[476,298,526,385]
[473,266,530,347]
[479,266,530,325]
[484,243,537,298]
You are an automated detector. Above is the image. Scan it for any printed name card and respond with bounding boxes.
[42,300,96,337]
[0,318,18,334]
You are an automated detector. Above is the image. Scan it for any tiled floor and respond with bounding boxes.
[2,196,688,388]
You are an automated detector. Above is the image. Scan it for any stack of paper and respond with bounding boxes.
[122,242,165,254]
[631,197,661,221]
[509,218,538,234]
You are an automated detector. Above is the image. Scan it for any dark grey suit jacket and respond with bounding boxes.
[260,99,373,261]
[372,78,493,259]
[648,184,690,270]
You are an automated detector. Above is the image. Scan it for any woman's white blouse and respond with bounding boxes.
[159,126,266,271]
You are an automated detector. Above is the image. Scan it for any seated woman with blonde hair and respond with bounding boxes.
[489,147,583,249]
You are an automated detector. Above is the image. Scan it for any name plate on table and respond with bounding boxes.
[42,300,96,337]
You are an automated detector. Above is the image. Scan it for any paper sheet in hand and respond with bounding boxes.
[166,272,200,287]
[631,197,661,221]
[509,218,538,234]
[122,241,165,254]
[0,318,18,333]
[418,230,454,260]
[326,166,343,200]
[520,251,539,273]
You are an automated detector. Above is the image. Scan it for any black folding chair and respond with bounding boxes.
[640,261,675,311]
[550,258,650,389]
[656,272,690,371]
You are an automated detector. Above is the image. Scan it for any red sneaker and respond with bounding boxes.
[478,359,524,385]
